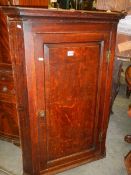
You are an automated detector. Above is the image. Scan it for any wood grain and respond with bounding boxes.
[0,0,9,5]
[0,10,11,64]
[44,43,101,162]
[0,101,19,139]
[0,0,48,7]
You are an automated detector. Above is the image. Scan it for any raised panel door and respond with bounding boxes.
[34,32,110,172]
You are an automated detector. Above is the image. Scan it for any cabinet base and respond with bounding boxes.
[40,152,106,175]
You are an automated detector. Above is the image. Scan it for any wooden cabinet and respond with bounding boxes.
[1,7,124,175]
[0,0,48,7]
[0,9,19,144]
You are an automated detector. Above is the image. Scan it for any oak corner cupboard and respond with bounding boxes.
[0,7,125,175]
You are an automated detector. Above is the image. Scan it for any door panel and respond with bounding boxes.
[44,43,100,162]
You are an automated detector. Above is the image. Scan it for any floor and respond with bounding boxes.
[0,141,22,175]
[0,85,131,175]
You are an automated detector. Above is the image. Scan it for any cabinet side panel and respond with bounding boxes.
[8,21,34,175]
[100,24,118,151]
[0,101,19,138]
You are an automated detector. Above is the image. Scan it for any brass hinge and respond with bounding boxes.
[106,49,111,64]
[99,132,103,142]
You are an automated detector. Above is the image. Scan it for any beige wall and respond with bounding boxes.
[96,0,131,12]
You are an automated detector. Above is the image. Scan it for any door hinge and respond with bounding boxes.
[106,49,111,64]
[99,132,103,142]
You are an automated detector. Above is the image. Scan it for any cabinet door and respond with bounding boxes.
[34,33,110,171]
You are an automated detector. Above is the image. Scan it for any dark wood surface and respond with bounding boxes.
[0,0,9,6]
[125,65,131,98]
[125,151,131,175]
[0,0,48,7]
[1,7,125,175]
[0,9,11,64]
[0,9,19,143]
[0,101,19,140]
